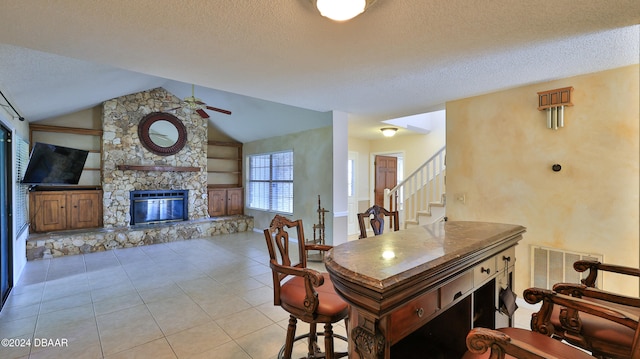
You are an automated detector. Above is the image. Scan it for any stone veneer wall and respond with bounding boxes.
[102,87,209,227]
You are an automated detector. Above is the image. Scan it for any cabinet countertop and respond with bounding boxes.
[325,221,525,294]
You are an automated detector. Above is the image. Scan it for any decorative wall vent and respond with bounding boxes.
[531,245,603,289]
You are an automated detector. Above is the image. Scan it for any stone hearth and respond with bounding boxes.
[26,216,254,260]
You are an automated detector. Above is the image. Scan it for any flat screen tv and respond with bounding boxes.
[22,142,89,185]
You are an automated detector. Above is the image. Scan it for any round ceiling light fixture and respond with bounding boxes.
[380,127,398,137]
[314,0,376,21]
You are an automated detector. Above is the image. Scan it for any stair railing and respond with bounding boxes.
[385,146,446,228]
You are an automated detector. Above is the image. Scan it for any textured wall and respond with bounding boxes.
[446,65,639,296]
[102,88,209,227]
[244,126,333,242]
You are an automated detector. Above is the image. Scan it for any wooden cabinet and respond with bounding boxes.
[326,221,525,359]
[226,188,243,215]
[208,187,243,216]
[30,189,103,233]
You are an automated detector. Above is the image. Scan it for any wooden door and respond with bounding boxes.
[208,188,227,216]
[32,192,67,232]
[226,188,244,215]
[374,155,397,207]
[69,191,102,229]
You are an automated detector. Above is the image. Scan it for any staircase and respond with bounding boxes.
[385,146,446,228]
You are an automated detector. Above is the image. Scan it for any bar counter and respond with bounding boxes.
[325,221,526,358]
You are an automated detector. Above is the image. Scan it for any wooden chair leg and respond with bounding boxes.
[284,315,297,359]
[324,323,335,359]
[308,322,318,356]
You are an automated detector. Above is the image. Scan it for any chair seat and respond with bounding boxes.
[280,273,349,321]
[461,327,594,359]
[550,299,636,354]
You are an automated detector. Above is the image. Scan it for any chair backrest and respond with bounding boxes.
[466,287,640,359]
[357,205,399,239]
[527,287,640,359]
[263,214,307,303]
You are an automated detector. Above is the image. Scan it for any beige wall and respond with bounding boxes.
[446,65,640,296]
[35,107,102,129]
[244,125,334,243]
[347,136,370,207]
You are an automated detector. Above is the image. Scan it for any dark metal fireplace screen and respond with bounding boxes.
[130,190,188,225]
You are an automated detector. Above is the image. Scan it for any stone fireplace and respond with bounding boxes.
[101,88,208,227]
[25,87,253,260]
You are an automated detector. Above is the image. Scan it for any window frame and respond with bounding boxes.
[247,150,294,214]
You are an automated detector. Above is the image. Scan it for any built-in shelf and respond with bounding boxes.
[29,124,103,187]
[207,140,243,187]
[117,165,200,172]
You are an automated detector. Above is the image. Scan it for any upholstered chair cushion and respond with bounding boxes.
[280,273,349,320]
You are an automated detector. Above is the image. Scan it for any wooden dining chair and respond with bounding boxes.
[547,260,640,359]
[263,214,349,359]
[357,204,399,239]
[463,287,640,359]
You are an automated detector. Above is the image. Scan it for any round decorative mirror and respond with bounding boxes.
[138,112,187,156]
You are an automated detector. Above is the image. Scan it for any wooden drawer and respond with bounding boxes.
[389,289,439,344]
[441,270,474,308]
[474,256,497,286]
[497,246,516,272]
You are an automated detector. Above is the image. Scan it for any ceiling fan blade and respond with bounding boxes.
[205,106,232,115]
[196,108,210,118]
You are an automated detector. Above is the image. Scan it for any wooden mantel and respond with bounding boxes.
[116,165,200,172]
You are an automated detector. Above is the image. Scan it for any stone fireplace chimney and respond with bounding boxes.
[101,88,208,228]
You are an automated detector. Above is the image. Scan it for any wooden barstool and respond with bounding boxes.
[264,214,348,359]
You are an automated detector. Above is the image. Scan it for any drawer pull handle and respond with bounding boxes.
[503,256,511,262]
[416,308,424,318]
[481,267,491,274]
[453,291,463,300]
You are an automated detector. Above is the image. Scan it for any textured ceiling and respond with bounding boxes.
[0,1,638,142]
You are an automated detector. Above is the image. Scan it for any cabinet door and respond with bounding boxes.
[31,193,67,232]
[69,192,102,229]
[226,188,244,215]
[208,189,227,216]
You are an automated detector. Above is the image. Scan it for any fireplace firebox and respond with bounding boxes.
[130,190,188,225]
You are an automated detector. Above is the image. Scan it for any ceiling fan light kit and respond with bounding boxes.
[314,0,376,21]
[183,84,231,119]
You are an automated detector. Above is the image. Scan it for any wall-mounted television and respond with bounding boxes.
[22,142,89,185]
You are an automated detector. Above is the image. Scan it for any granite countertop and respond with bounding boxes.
[325,221,526,293]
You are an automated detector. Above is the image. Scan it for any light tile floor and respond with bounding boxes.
[1,231,531,359]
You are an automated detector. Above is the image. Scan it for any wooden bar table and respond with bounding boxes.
[325,221,526,358]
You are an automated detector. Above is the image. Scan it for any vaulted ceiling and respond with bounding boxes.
[0,1,638,142]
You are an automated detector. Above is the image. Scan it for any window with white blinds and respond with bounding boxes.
[15,136,29,235]
[247,150,293,213]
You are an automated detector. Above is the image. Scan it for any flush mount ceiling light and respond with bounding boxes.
[313,0,377,21]
[380,127,397,137]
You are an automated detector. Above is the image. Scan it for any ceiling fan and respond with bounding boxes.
[183,84,232,119]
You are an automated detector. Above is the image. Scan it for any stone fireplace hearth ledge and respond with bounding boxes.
[26,216,254,260]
